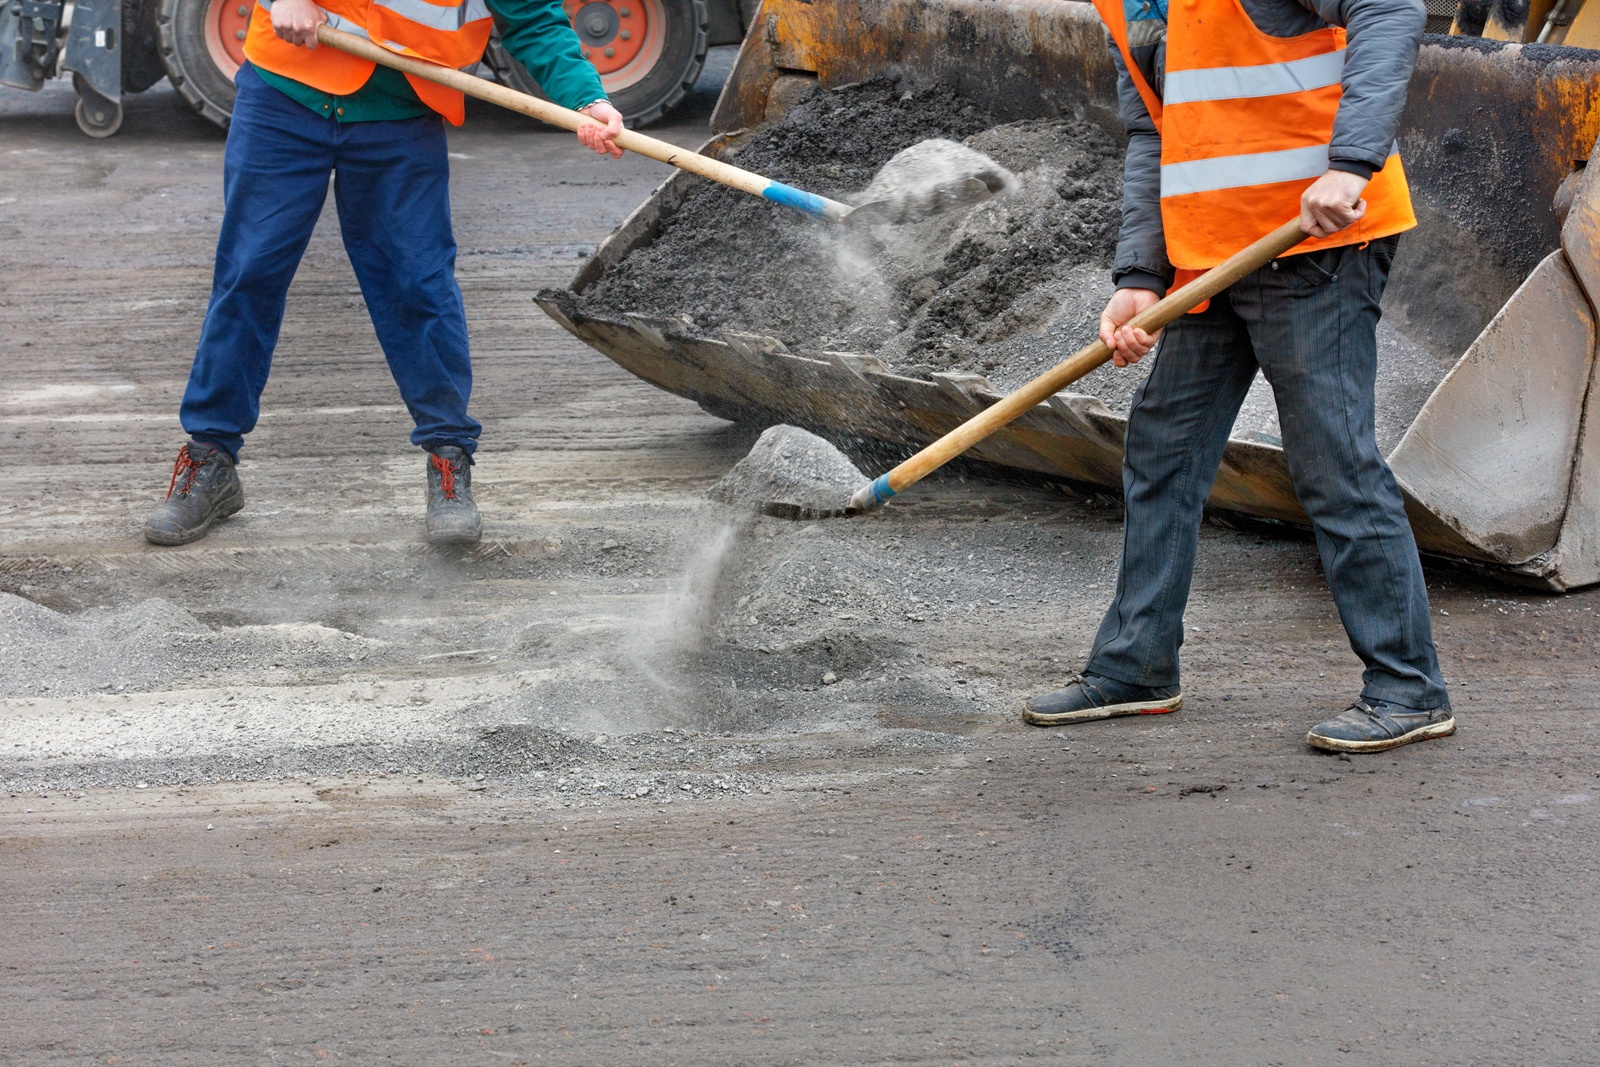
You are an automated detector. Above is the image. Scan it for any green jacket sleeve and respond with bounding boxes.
[487,0,608,112]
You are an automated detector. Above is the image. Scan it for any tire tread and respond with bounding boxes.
[157,0,235,129]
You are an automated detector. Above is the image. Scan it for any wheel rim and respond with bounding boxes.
[204,0,251,78]
[564,0,666,93]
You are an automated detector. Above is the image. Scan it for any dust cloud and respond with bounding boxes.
[618,519,745,727]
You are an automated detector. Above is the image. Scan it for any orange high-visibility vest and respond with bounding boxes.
[245,0,493,125]
[1093,0,1416,270]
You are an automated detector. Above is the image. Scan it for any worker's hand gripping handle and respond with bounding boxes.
[847,218,1310,513]
[313,26,854,222]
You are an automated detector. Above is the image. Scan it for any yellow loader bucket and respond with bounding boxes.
[538,0,1600,590]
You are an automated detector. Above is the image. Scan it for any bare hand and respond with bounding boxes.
[1300,170,1369,238]
[271,0,326,47]
[1099,287,1162,367]
[577,101,625,158]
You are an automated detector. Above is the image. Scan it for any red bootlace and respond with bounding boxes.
[165,446,202,499]
[431,453,458,499]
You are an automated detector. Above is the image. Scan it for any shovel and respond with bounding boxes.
[314,25,999,227]
[844,218,1311,514]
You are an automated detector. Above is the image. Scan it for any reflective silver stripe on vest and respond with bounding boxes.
[1161,143,1399,197]
[256,0,488,37]
[325,11,373,37]
[370,0,491,31]
[1163,51,1344,106]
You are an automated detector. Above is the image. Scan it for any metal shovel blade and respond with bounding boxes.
[841,177,995,229]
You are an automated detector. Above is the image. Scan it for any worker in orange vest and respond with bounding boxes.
[1025,0,1453,753]
[144,0,624,547]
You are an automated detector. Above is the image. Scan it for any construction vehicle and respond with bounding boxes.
[540,0,1600,590]
[1453,0,1600,42]
[0,0,754,137]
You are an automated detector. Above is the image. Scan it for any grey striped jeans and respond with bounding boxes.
[1087,236,1450,711]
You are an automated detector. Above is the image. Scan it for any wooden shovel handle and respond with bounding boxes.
[857,217,1308,507]
[315,25,852,220]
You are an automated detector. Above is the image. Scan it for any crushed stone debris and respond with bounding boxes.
[1,502,995,798]
[580,81,1123,381]
[707,425,866,518]
[0,591,398,700]
[851,138,1015,224]
[0,592,208,699]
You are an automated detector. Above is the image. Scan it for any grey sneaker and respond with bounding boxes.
[143,442,244,546]
[1306,700,1456,753]
[426,446,481,545]
[1023,672,1182,726]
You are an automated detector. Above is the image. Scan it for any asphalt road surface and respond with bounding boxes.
[2,60,1598,1065]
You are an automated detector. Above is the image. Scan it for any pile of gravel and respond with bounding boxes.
[578,80,1125,375]
[0,592,397,700]
[0,593,209,699]
[577,78,1455,453]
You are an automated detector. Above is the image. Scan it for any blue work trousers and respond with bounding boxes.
[179,63,479,459]
[1087,237,1450,710]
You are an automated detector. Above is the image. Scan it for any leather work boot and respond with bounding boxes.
[1023,672,1182,726]
[425,446,481,545]
[143,442,245,546]
[1306,700,1456,754]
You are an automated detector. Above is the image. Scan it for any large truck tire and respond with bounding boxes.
[493,0,709,128]
[158,0,249,128]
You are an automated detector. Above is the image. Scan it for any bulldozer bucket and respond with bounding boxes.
[538,0,1600,590]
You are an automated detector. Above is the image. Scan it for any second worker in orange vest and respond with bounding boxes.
[143,0,624,549]
[1023,0,1454,754]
